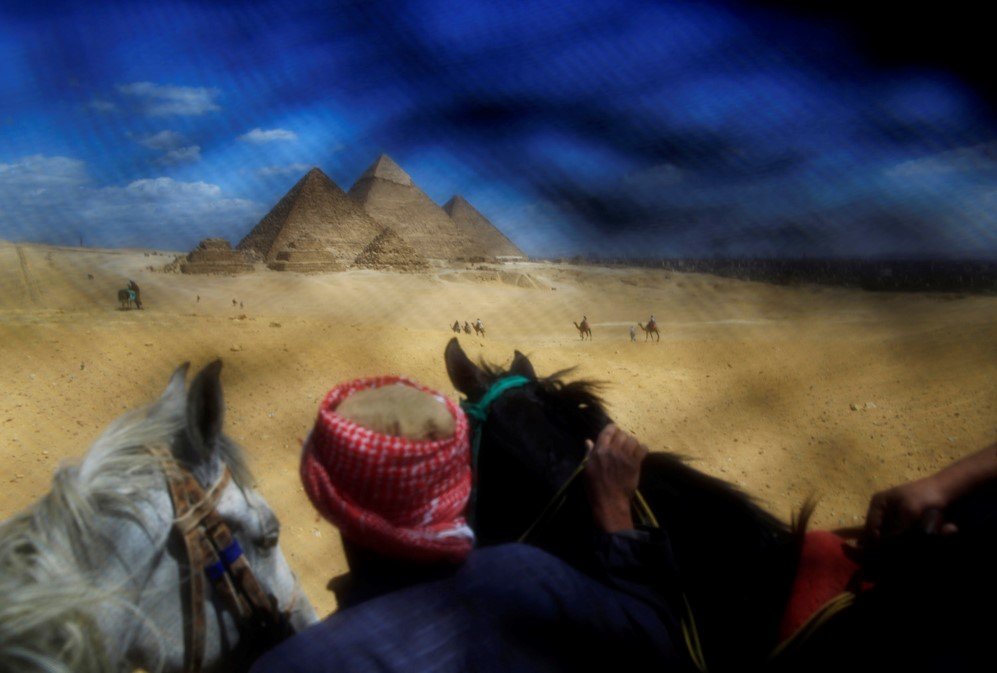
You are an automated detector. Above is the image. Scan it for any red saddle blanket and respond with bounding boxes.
[778,530,864,641]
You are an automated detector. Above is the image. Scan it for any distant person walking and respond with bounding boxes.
[629,325,637,342]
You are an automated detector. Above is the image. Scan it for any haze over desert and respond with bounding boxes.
[1,239,993,616]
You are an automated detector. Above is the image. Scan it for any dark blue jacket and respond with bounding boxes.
[252,533,692,673]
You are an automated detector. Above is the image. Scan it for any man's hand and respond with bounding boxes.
[864,475,956,545]
[584,424,648,533]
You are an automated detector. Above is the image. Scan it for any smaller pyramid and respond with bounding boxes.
[443,196,525,259]
[354,228,428,271]
[180,238,254,274]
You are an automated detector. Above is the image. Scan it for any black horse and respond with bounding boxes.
[444,337,997,672]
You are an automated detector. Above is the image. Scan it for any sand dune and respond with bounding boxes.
[1,240,994,616]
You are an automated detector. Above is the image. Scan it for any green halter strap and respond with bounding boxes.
[460,375,531,528]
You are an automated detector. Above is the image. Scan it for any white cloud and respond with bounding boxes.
[0,155,261,249]
[120,177,221,198]
[238,127,297,143]
[157,145,201,165]
[138,130,185,150]
[118,82,221,116]
[134,131,200,164]
[0,155,89,189]
[256,163,312,176]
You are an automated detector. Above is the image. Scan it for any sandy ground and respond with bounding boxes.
[1,240,994,617]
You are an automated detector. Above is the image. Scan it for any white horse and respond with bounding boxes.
[0,361,318,673]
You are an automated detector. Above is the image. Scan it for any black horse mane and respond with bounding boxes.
[476,356,812,671]
[480,357,813,535]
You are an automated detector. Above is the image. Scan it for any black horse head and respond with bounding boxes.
[445,337,806,671]
[445,337,609,550]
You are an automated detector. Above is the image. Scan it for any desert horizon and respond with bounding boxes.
[2,238,994,616]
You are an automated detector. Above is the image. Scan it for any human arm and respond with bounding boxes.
[583,424,681,611]
[865,440,997,543]
[584,423,647,533]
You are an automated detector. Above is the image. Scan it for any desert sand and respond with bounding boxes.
[1,240,994,617]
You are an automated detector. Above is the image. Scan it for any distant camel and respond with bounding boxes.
[452,320,461,333]
[117,288,137,310]
[463,321,472,335]
[573,320,592,340]
[638,321,660,342]
[474,322,485,338]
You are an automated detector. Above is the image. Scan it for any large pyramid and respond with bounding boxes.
[237,168,386,271]
[443,195,525,259]
[348,155,489,261]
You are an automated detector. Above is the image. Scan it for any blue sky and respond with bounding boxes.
[0,0,994,258]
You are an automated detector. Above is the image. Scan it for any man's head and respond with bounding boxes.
[301,377,473,563]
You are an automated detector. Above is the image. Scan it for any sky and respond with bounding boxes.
[0,0,994,258]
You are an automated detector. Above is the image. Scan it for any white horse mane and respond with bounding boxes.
[0,378,252,673]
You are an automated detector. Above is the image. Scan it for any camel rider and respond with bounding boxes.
[648,314,655,328]
[128,280,143,309]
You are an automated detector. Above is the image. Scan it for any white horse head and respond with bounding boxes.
[0,361,318,673]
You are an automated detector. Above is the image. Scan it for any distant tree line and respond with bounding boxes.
[529,256,997,294]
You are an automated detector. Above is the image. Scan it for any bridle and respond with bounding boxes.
[460,375,659,542]
[150,446,296,673]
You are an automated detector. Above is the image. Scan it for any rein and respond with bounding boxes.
[150,446,294,673]
[460,376,856,673]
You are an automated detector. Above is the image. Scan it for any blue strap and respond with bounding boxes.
[219,539,243,567]
[205,560,226,582]
[204,540,244,580]
[460,375,531,530]
[461,375,531,422]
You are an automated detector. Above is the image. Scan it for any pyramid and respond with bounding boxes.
[443,195,525,259]
[348,154,489,261]
[354,228,428,271]
[237,168,385,271]
[180,238,254,274]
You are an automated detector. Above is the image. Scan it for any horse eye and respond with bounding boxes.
[257,528,279,550]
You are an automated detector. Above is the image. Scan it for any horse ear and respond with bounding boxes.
[510,351,536,380]
[161,362,189,401]
[445,338,487,398]
[149,362,189,418]
[186,359,225,452]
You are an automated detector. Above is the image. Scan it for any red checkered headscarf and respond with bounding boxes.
[301,376,474,563]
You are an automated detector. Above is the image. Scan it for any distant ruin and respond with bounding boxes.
[180,238,253,274]
[354,227,428,271]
